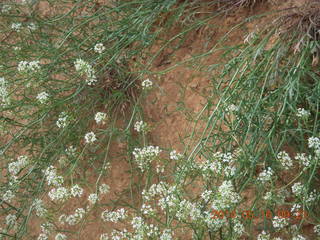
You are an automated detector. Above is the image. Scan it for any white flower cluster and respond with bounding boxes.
[272,216,289,229]
[296,108,310,118]
[6,213,17,227]
[99,183,110,194]
[169,150,183,160]
[1,5,11,13]
[56,112,69,129]
[48,187,69,201]
[37,233,48,240]
[2,190,15,203]
[17,60,41,73]
[8,155,29,176]
[257,167,274,183]
[44,166,64,187]
[134,120,148,133]
[142,181,168,202]
[65,145,77,156]
[36,92,49,104]
[27,23,37,31]
[291,204,301,216]
[292,182,304,196]
[141,79,153,90]
[32,199,48,217]
[175,199,201,221]
[40,222,54,235]
[198,152,236,178]
[74,58,97,85]
[101,208,127,223]
[55,233,67,240]
[95,112,107,124]
[141,203,155,216]
[257,231,270,240]
[11,23,22,32]
[226,104,239,113]
[88,193,99,204]
[201,190,213,202]
[292,235,306,240]
[94,43,106,54]
[132,146,161,171]
[59,208,86,225]
[0,77,9,106]
[160,229,174,240]
[314,225,320,236]
[84,131,97,144]
[130,216,160,238]
[211,180,241,210]
[295,153,311,168]
[308,136,320,149]
[277,151,293,170]
[70,184,83,197]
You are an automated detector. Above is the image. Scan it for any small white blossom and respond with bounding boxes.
[27,23,37,31]
[133,146,161,171]
[169,150,183,160]
[226,104,239,113]
[100,233,109,240]
[1,5,11,13]
[295,153,311,168]
[292,235,306,240]
[160,229,173,240]
[277,151,293,170]
[88,193,99,204]
[55,233,67,240]
[44,165,64,187]
[36,92,49,104]
[296,108,310,118]
[257,167,274,183]
[94,43,105,54]
[314,225,320,236]
[292,182,304,196]
[6,214,17,226]
[74,58,97,86]
[70,184,83,197]
[65,208,85,225]
[40,222,54,235]
[95,112,107,124]
[308,136,320,150]
[48,187,70,201]
[257,231,270,240]
[8,155,29,176]
[0,77,9,106]
[17,60,41,73]
[84,132,97,143]
[11,23,22,32]
[99,184,110,194]
[272,216,289,229]
[56,112,69,129]
[37,234,48,240]
[263,192,272,201]
[2,190,15,203]
[101,208,127,223]
[32,199,47,217]
[141,79,153,90]
[134,120,148,133]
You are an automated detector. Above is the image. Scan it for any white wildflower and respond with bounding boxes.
[27,23,37,31]
[308,136,320,149]
[292,182,304,196]
[292,235,306,240]
[263,192,272,201]
[233,221,245,235]
[1,5,11,13]
[48,187,70,201]
[295,153,311,168]
[56,112,69,129]
[74,58,97,86]
[226,104,239,113]
[133,146,161,171]
[11,23,22,32]
[141,79,153,90]
[100,233,109,240]
[94,43,105,54]
[70,184,83,197]
[40,222,54,235]
[272,216,289,229]
[99,184,110,194]
[65,145,77,156]
[84,132,97,143]
[6,214,17,226]
[36,92,49,104]
[32,199,47,217]
[141,203,155,216]
[314,225,320,236]
[160,229,173,240]
[277,151,293,170]
[44,165,64,187]
[134,120,148,133]
[65,208,85,225]
[95,112,107,124]
[0,77,9,106]
[88,193,99,204]
[257,167,274,183]
[296,108,310,118]
[2,190,15,203]
[201,190,213,202]
[169,150,183,160]
[306,189,317,203]
[8,155,29,176]
[257,231,270,240]
[101,208,127,223]
[17,60,41,73]
[37,234,48,240]
[55,233,67,240]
